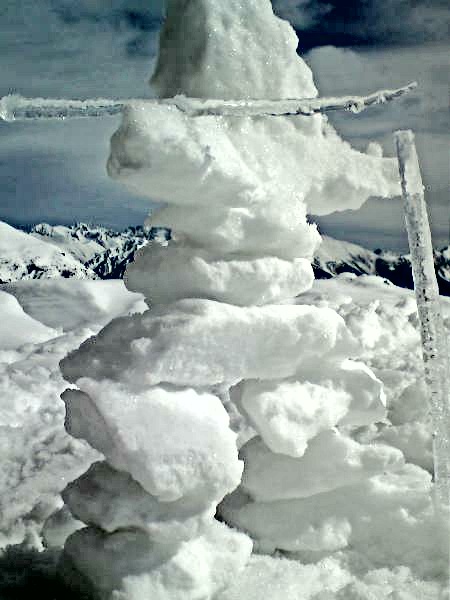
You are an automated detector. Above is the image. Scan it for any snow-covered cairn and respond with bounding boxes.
[59,1,410,598]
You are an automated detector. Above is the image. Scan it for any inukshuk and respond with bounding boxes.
[58,1,443,598]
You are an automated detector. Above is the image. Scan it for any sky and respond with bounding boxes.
[0,0,448,250]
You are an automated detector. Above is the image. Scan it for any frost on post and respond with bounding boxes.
[395,129,450,512]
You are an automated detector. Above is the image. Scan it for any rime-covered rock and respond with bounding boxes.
[63,462,215,542]
[62,385,242,504]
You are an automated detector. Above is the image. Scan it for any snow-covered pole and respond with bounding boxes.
[394,130,450,515]
[0,82,416,122]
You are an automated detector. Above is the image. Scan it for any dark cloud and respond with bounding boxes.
[0,1,161,98]
[273,0,450,49]
[53,0,165,27]
[53,0,165,56]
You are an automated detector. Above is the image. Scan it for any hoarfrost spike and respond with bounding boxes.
[0,82,417,122]
[395,130,450,518]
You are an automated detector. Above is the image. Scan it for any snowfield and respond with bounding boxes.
[0,274,448,598]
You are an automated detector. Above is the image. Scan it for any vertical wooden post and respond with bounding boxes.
[394,130,450,515]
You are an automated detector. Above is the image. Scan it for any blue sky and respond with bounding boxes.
[0,0,448,250]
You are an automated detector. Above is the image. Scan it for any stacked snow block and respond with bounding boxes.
[58,375,252,599]
[58,1,407,598]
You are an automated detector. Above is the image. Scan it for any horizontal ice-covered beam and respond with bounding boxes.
[0,96,124,122]
[0,82,417,122]
[168,82,417,117]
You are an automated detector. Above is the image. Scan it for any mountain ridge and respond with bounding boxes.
[1,221,448,296]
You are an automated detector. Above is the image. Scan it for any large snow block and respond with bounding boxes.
[125,241,314,306]
[239,432,404,502]
[60,300,357,388]
[62,384,242,504]
[63,461,216,543]
[108,102,399,228]
[61,521,253,600]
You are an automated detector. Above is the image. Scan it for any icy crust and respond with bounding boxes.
[108,102,400,227]
[216,554,443,600]
[239,432,404,502]
[61,521,252,600]
[239,360,386,457]
[60,300,357,389]
[62,384,242,504]
[125,241,314,306]
[151,0,317,100]
[63,462,215,543]
[220,465,448,574]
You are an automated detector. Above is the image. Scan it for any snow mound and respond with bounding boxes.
[0,221,95,282]
[3,279,146,331]
[0,290,57,354]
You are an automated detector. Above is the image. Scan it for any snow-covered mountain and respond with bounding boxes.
[30,222,168,280]
[314,235,450,296]
[0,222,95,283]
[2,222,449,295]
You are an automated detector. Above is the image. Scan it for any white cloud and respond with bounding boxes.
[305,44,449,249]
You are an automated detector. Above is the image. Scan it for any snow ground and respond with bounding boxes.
[0,279,146,552]
[0,274,448,598]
